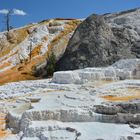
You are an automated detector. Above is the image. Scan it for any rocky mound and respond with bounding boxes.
[57,8,140,70]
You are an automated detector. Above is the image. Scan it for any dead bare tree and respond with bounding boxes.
[5,10,13,32]
[0,9,27,32]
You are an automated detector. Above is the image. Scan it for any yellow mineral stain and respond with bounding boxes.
[101,88,140,102]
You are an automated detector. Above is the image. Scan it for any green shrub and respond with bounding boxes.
[47,52,56,77]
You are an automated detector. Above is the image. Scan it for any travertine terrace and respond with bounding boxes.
[0,59,140,140]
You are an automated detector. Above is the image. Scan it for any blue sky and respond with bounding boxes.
[0,0,140,31]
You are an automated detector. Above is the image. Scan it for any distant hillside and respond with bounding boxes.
[0,18,81,85]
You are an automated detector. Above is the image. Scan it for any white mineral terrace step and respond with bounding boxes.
[0,59,140,140]
[23,120,140,140]
[6,79,140,134]
[52,59,140,84]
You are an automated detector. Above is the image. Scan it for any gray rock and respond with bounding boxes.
[116,102,140,114]
[129,123,140,129]
[94,105,123,115]
[26,97,41,103]
[127,136,134,140]
[56,9,140,71]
